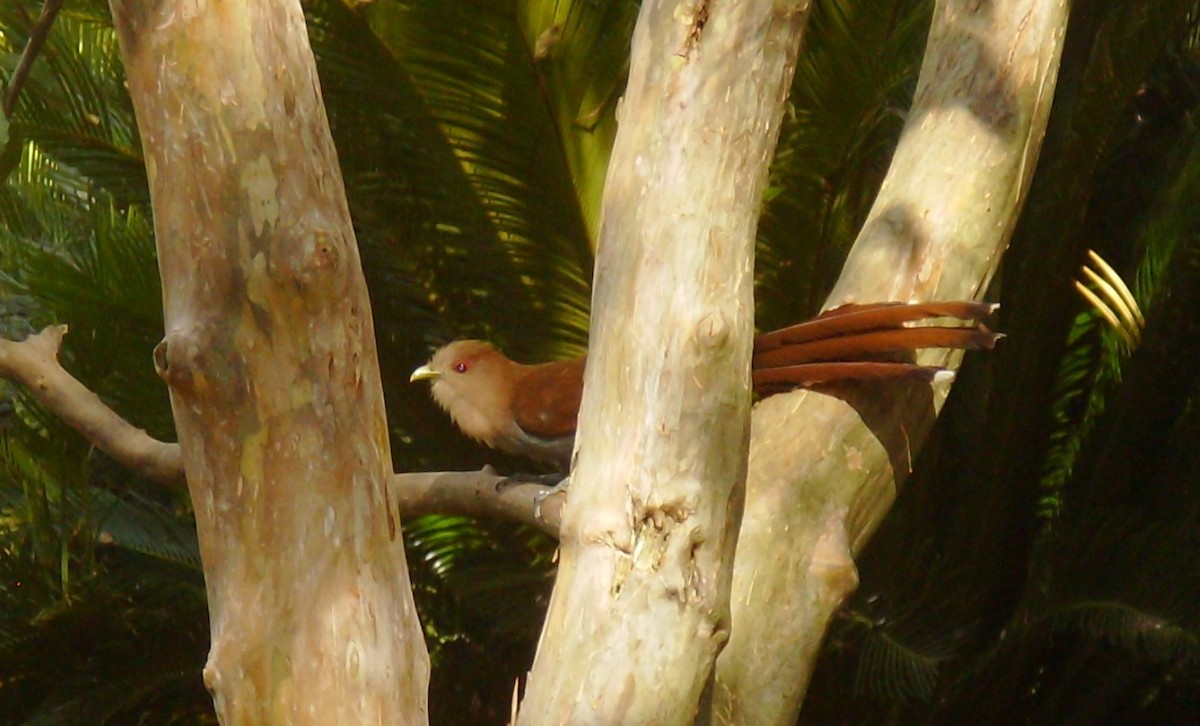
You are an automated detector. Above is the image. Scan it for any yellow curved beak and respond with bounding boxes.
[409,364,439,383]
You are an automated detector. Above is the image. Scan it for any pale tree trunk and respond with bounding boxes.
[713,0,1071,723]
[107,0,429,722]
[518,1,812,723]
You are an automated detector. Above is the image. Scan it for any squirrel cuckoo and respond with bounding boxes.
[411,301,999,470]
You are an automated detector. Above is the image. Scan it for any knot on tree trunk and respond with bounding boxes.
[153,328,242,399]
[274,227,349,301]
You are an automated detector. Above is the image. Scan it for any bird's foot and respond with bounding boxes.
[494,471,563,493]
[489,471,569,524]
[533,475,570,524]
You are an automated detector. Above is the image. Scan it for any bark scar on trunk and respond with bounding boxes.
[678,0,711,59]
[625,494,709,605]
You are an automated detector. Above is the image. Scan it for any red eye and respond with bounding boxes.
[454,361,469,373]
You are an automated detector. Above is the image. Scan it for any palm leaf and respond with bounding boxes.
[757,0,930,326]
[317,0,604,359]
[0,5,146,207]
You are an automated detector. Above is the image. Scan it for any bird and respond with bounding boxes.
[410,301,1000,471]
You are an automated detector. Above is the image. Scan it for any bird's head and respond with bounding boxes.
[410,340,518,446]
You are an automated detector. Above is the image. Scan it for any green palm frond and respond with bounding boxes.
[987,0,1195,431]
[403,511,550,723]
[516,0,634,229]
[406,513,553,643]
[314,0,615,360]
[1036,123,1200,529]
[0,44,202,713]
[949,0,1199,643]
[23,664,213,726]
[406,513,492,580]
[887,506,1200,724]
[306,0,528,342]
[0,422,208,723]
[0,5,146,207]
[303,0,635,470]
[1036,308,1109,523]
[92,489,199,569]
[841,608,953,704]
[0,411,95,589]
[1041,512,1200,653]
[0,557,210,725]
[757,0,930,326]
[820,508,995,712]
[1059,600,1199,665]
[0,147,169,439]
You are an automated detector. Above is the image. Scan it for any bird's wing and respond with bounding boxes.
[512,357,587,440]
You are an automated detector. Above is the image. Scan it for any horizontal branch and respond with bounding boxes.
[0,326,563,530]
[392,471,564,534]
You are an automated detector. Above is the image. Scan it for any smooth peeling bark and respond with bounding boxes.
[713,0,1071,723]
[518,1,812,723]
[107,0,429,722]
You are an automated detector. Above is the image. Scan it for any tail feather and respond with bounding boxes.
[753,361,953,392]
[752,325,999,369]
[750,301,1001,392]
[754,301,998,352]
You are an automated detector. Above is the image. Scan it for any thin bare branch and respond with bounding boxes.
[0,326,184,486]
[3,0,64,117]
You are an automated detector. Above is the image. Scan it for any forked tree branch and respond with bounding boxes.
[713,0,1071,721]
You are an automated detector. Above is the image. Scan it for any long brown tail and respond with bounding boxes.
[751,302,1001,392]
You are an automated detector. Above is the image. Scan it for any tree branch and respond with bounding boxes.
[392,471,564,534]
[713,0,1072,721]
[3,0,64,117]
[0,326,564,530]
[0,326,184,487]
